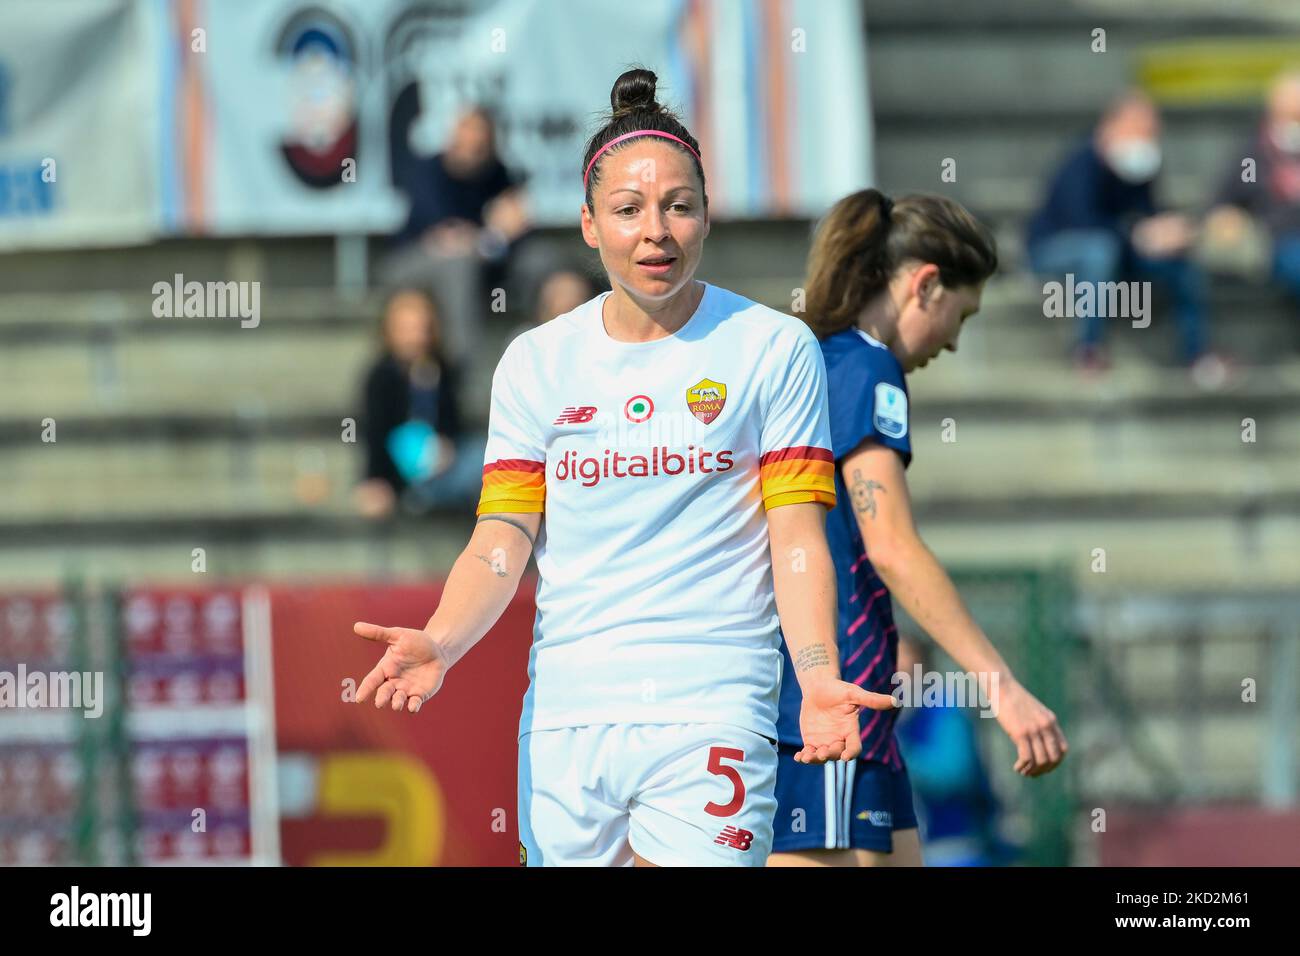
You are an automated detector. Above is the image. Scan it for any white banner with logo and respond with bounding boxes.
[192,0,872,234]
[0,0,872,247]
[0,0,164,250]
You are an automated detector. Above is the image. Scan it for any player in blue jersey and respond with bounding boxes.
[768,189,1069,867]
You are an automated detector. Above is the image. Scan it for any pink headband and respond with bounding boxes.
[583,130,701,190]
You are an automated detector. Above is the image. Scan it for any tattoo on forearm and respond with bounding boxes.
[848,469,886,518]
[474,552,508,577]
[476,514,536,546]
[794,644,833,673]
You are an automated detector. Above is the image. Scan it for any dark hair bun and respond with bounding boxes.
[610,68,660,118]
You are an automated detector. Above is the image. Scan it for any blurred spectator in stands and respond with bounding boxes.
[381,104,540,393]
[1026,90,1227,386]
[484,183,568,332]
[1203,69,1300,312]
[504,266,601,345]
[894,634,1017,867]
[354,289,486,518]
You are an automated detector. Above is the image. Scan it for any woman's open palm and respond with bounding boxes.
[796,678,898,763]
[353,622,449,713]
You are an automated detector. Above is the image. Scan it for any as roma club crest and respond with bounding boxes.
[686,377,727,425]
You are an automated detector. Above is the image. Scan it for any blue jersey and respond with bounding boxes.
[777,328,910,768]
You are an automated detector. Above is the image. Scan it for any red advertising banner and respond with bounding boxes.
[269,577,536,867]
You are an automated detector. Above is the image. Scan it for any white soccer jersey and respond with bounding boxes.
[477,282,836,741]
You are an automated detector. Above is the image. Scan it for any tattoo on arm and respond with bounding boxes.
[476,514,536,547]
[794,644,833,674]
[848,469,886,519]
[474,552,508,577]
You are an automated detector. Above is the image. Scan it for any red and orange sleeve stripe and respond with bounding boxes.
[759,446,836,510]
[477,458,546,515]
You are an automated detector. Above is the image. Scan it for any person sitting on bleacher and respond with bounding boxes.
[380,104,532,393]
[354,289,486,519]
[503,265,600,346]
[1203,69,1300,316]
[1026,90,1224,383]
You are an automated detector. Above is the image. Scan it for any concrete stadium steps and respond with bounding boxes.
[906,453,1300,509]
[0,238,338,296]
[1091,641,1266,708]
[4,418,1296,526]
[2,443,1296,591]
[0,286,526,422]
[4,346,1299,524]
[0,288,386,421]
[0,330,375,420]
[6,277,1293,425]
[1066,712,1280,802]
[1,274,1297,585]
[868,41,1281,122]
[0,513,474,589]
[0,287,388,334]
[948,296,1300,363]
[909,350,1300,403]
[871,123,1243,221]
[921,512,1300,591]
[3,431,359,520]
[906,412,1300,473]
[738,274,1300,362]
[0,501,1293,593]
[990,713,1282,803]
[1063,588,1299,802]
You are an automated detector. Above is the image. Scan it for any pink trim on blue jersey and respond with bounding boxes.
[776,327,910,769]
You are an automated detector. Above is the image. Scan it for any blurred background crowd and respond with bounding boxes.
[365,66,1300,516]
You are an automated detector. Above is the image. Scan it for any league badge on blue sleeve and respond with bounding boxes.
[873,383,908,439]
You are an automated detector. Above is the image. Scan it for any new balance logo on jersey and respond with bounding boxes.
[856,810,893,827]
[713,825,754,850]
[553,405,598,424]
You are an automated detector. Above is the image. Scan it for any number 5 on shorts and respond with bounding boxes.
[703,746,746,817]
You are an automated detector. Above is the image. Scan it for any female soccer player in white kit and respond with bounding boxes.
[351,68,896,866]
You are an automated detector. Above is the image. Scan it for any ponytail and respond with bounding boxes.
[801,189,997,338]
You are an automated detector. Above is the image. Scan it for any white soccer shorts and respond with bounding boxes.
[517,722,778,866]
